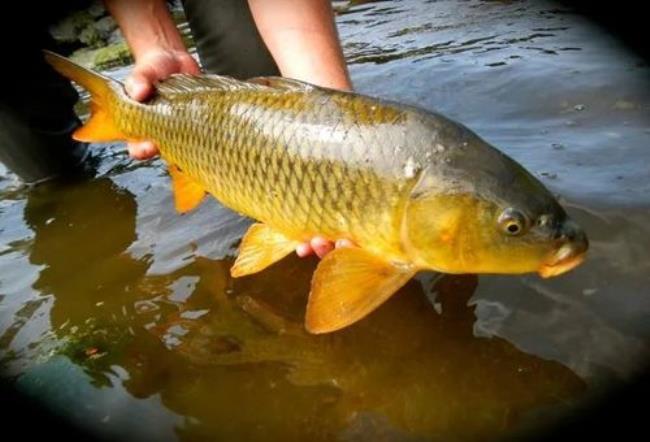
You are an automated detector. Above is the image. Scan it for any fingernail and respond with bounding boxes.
[133,84,146,101]
[126,79,148,101]
[296,244,312,257]
[311,236,328,248]
[141,141,154,156]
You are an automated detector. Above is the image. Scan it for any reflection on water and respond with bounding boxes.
[1,0,650,441]
[10,177,586,440]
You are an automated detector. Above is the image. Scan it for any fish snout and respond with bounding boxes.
[557,219,588,244]
[538,219,589,278]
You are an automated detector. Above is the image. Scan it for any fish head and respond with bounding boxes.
[401,119,588,278]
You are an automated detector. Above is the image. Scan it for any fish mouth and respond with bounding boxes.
[538,229,588,278]
[538,249,586,278]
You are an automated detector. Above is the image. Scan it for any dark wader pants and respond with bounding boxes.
[0,0,280,185]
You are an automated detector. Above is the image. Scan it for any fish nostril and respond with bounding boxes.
[557,219,583,242]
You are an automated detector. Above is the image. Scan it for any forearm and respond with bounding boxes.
[248,0,352,91]
[103,0,187,60]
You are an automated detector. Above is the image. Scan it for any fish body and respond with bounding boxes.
[44,51,588,333]
[120,76,421,262]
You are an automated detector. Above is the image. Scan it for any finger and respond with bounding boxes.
[127,140,158,159]
[178,54,202,75]
[125,70,154,101]
[335,239,355,249]
[311,236,334,259]
[296,243,314,258]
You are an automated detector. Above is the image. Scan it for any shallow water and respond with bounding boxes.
[1,0,649,441]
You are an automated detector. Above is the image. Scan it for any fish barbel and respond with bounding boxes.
[44,51,588,333]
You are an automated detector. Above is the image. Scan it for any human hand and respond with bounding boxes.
[296,237,356,259]
[124,48,200,159]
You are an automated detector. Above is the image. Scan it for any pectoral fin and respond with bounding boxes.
[305,248,416,334]
[168,165,206,213]
[231,224,300,277]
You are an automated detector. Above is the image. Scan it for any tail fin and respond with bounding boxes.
[43,50,125,142]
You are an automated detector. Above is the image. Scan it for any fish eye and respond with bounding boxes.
[498,208,529,236]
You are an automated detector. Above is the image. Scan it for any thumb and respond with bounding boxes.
[125,70,154,102]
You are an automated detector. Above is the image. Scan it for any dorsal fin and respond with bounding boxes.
[155,74,267,97]
[246,76,316,92]
[154,74,317,99]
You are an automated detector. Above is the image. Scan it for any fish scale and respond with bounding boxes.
[111,85,417,259]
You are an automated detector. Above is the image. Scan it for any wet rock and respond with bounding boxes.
[49,0,188,70]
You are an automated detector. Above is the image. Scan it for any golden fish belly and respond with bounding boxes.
[111,89,418,260]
